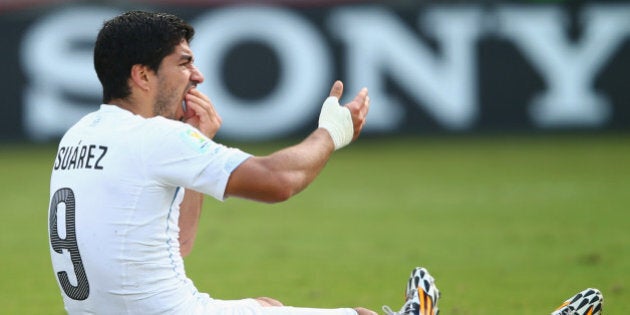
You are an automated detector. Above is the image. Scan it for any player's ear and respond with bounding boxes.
[129,64,152,92]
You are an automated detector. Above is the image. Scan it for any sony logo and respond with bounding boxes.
[20,4,630,141]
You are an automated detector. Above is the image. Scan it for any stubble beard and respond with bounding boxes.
[153,83,181,120]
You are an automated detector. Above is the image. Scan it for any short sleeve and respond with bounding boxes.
[142,118,251,200]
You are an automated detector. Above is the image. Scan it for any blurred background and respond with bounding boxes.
[0,0,628,314]
[1,0,628,142]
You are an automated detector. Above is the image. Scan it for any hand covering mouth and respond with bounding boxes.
[181,83,197,113]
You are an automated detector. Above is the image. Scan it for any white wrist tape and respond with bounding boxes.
[318,96,353,150]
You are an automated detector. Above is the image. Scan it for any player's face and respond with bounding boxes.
[153,40,204,120]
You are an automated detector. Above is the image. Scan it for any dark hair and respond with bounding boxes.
[94,11,195,103]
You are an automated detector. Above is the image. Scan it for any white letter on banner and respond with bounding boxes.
[192,6,331,140]
[328,7,483,131]
[497,4,630,127]
[20,7,120,141]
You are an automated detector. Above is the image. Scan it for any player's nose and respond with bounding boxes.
[191,65,204,85]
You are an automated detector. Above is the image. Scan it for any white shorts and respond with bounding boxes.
[190,295,357,315]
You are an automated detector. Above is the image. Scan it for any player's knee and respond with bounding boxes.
[255,297,283,307]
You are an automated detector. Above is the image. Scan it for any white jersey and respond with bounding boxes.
[48,104,252,314]
[48,104,357,315]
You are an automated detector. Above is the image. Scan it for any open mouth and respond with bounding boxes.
[181,100,187,113]
[180,83,197,116]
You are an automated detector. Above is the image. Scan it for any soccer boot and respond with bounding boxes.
[551,288,603,315]
[383,267,440,315]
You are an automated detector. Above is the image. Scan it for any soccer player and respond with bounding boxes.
[47,10,373,315]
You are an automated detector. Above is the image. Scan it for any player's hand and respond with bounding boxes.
[328,80,370,142]
[354,307,378,315]
[183,88,222,139]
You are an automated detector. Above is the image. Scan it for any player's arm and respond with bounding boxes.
[179,189,203,257]
[225,81,369,203]
[225,129,332,202]
[179,88,222,257]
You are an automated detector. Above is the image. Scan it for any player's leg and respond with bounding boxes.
[383,267,440,315]
[258,306,362,315]
[194,296,360,315]
[550,288,603,315]
[254,297,283,307]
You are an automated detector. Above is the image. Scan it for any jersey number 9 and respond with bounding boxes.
[49,187,90,300]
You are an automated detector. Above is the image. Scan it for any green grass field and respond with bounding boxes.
[1,134,628,314]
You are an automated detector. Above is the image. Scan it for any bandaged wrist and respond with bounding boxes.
[318,96,353,150]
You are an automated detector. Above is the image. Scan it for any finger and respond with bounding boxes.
[346,88,369,115]
[186,88,216,115]
[355,87,368,104]
[188,88,212,103]
[328,80,343,99]
[184,97,221,127]
[183,97,222,139]
[182,100,196,121]
[182,100,203,121]
[186,93,218,118]
[362,95,370,116]
[185,89,211,108]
